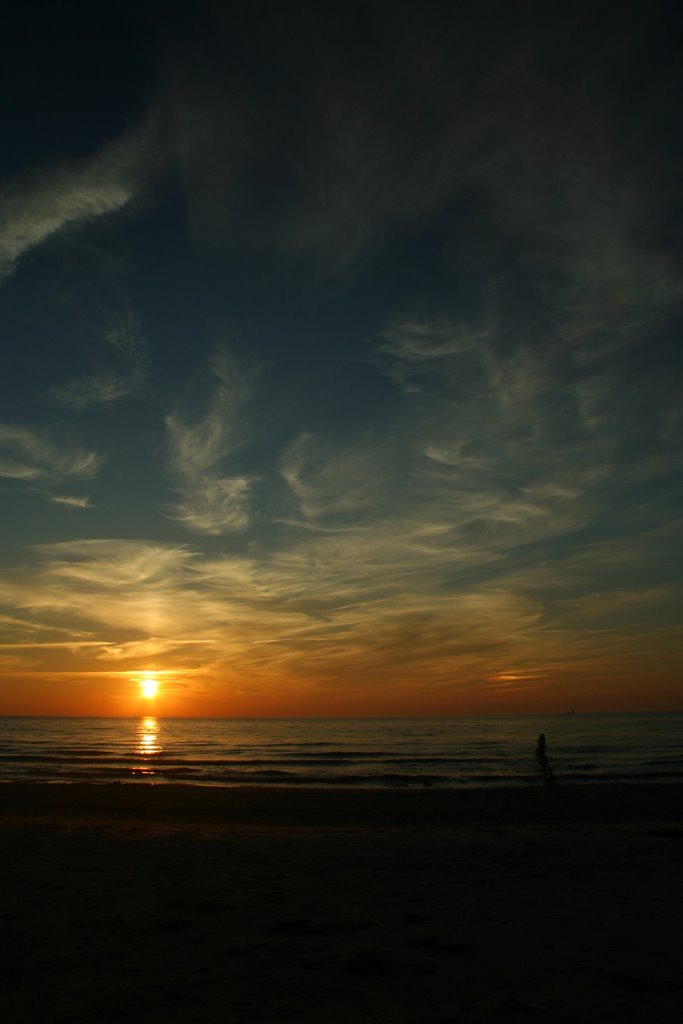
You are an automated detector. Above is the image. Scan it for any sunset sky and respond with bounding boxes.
[1,1,681,716]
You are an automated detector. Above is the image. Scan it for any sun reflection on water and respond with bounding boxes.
[136,716,161,765]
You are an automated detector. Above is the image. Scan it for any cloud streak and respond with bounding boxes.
[0,117,160,282]
[0,509,676,706]
[50,310,149,409]
[49,495,92,509]
[165,349,254,535]
[0,424,100,482]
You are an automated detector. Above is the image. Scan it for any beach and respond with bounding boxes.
[2,783,683,1023]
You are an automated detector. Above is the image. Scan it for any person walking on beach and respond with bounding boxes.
[536,732,557,785]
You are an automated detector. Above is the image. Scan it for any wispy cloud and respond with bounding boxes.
[49,495,92,509]
[165,349,254,535]
[280,432,394,527]
[160,7,502,273]
[0,502,678,703]
[0,540,225,675]
[32,540,195,589]
[0,653,40,670]
[0,116,160,282]
[0,533,518,686]
[50,310,149,408]
[489,101,683,364]
[159,1,682,333]
[0,9,680,711]
[0,424,100,482]
[377,317,496,394]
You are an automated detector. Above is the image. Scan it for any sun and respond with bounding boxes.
[140,677,159,699]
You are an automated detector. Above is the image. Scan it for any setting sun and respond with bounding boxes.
[140,677,159,699]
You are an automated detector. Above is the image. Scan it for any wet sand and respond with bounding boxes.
[2,783,682,1022]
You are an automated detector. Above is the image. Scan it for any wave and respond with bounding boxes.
[3,712,683,788]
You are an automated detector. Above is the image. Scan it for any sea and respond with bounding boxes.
[0,713,681,788]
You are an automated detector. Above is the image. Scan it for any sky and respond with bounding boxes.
[0,0,681,717]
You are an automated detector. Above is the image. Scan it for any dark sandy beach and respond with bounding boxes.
[2,783,682,1023]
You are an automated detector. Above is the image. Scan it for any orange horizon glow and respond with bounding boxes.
[0,665,681,718]
[2,520,681,721]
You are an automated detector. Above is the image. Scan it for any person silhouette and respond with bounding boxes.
[536,732,557,785]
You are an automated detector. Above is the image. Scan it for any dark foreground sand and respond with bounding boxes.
[2,783,682,1023]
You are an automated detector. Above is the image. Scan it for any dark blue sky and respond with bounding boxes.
[1,1,681,715]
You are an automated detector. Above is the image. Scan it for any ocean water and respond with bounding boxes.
[0,713,681,788]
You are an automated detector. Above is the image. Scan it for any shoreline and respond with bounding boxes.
[2,779,682,828]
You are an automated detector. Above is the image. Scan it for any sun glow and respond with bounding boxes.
[140,676,159,699]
